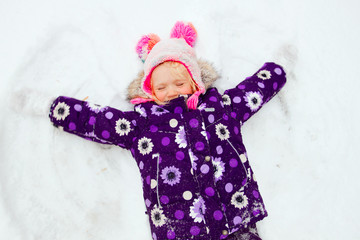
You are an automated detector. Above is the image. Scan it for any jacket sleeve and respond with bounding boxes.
[49,96,140,150]
[223,62,286,124]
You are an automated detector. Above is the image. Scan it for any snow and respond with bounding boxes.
[1,0,359,239]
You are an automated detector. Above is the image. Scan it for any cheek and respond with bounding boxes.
[181,84,194,94]
[155,91,166,101]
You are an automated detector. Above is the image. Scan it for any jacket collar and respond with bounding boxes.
[136,95,194,117]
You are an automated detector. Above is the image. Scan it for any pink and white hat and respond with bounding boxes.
[131,21,205,109]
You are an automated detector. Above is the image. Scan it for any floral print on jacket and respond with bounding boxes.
[49,62,286,240]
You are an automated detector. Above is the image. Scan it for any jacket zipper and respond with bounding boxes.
[226,139,249,189]
[152,153,162,208]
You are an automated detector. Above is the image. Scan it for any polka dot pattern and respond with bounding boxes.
[69,122,76,130]
[233,96,241,103]
[233,216,242,225]
[170,119,178,128]
[240,154,247,163]
[216,145,223,154]
[213,210,223,220]
[205,187,215,196]
[243,113,250,121]
[253,209,261,217]
[160,195,169,204]
[102,130,109,139]
[88,116,96,125]
[190,226,200,236]
[189,119,199,128]
[105,112,113,119]
[234,126,239,135]
[176,151,184,160]
[273,82,278,90]
[195,142,204,151]
[167,230,175,239]
[175,210,184,220]
[74,104,82,111]
[174,106,183,114]
[225,183,233,193]
[258,82,265,88]
[208,114,214,123]
[200,164,210,174]
[209,96,217,102]
[253,190,259,199]
[150,125,158,132]
[183,191,193,200]
[229,159,238,168]
[274,67,282,75]
[151,179,157,189]
[161,137,170,146]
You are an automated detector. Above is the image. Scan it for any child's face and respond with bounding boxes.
[151,63,195,102]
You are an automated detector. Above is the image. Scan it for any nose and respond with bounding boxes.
[167,87,179,100]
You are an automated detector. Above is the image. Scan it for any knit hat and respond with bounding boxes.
[131,21,205,109]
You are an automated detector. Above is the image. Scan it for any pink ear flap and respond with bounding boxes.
[136,33,161,62]
[170,21,197,47]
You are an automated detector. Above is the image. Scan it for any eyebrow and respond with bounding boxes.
[154,83,166,88]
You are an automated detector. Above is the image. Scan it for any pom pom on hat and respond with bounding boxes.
[170,21,197,47]
[136,33,161,62]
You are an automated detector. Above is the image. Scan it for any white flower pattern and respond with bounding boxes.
[138,137,154,155]
[257,70,272,80]
[188,149,198,170]
[175,126,187,148]
[244,91,263,112]
[86,102,107,113]
[190,196,206,223]
[53,102,70,121]
[151,205,167,227]
[151,105,169,116]
[222,94,231,105]
[231,190,248,210]
[135,105,147,117]
[201,122,208,141]
[212,157,225,182]
[215,123,230,141]
[115,118,132,136]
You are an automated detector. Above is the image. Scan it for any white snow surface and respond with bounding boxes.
[1,0,359,239]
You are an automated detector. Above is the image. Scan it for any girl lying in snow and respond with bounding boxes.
[49,21,289,240]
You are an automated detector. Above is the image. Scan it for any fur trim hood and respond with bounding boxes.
[127,59,220,102]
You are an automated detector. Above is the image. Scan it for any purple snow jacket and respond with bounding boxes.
[49,62,286,240]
